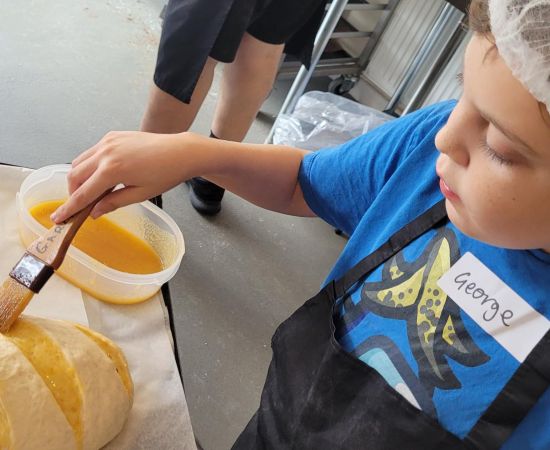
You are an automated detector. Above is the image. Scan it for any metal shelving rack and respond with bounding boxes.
[266,0,399,142]
[266,0,469,143]
[276,0,398,84]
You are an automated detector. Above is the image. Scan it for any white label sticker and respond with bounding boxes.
[437,252,550,362]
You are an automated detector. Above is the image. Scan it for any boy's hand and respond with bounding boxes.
[51,131,188,223]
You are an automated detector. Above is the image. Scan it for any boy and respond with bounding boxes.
[53,0,550,447]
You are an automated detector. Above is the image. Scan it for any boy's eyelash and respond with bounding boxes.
[480,141,513,166]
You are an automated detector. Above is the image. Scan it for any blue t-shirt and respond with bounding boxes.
[298,100,550,449]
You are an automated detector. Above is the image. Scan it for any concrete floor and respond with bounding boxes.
[0,2,345,449]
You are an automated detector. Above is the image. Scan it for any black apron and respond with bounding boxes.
[233,200,550,449]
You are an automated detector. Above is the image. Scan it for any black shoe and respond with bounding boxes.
[149,195,163,209]
[187,177,225,215]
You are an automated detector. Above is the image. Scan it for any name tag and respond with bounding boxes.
[437,252,550,362]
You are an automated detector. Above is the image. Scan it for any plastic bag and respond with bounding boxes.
[272,91,394,150]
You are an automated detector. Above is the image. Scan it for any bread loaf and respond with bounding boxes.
[0,316,133,449]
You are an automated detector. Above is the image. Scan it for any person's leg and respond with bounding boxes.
[188,33,284,215]
[140,57,218,133]
[212,32,284,142]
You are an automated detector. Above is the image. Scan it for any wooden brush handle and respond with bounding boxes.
[28,191,111,269]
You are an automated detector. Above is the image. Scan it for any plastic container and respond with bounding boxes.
[16,165,185,304]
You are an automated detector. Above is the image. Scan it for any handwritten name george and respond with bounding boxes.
[454,272,513,327]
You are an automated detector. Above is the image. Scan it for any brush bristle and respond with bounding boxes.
[0,278,34,333]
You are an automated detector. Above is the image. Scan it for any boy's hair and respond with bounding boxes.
[468,0,491,35]
[469,0,550,124]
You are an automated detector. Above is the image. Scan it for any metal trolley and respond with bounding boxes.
[267,0,468,142]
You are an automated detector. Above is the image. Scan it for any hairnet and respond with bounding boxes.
[489,0,550,112]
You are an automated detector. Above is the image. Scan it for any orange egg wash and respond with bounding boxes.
[29,200,163,274]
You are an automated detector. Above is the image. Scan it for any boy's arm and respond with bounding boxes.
[191,133,314,217]
[52,131,315,223]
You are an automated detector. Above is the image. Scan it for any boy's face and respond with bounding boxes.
[435,33,550,252]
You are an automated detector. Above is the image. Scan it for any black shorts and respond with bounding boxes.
[211,0,326,63]
[154,0,326,103]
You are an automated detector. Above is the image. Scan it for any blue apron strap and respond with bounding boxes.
[465,330,550,449]
[330,200,448,300]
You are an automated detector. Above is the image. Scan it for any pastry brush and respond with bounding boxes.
[0,192,109,333]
